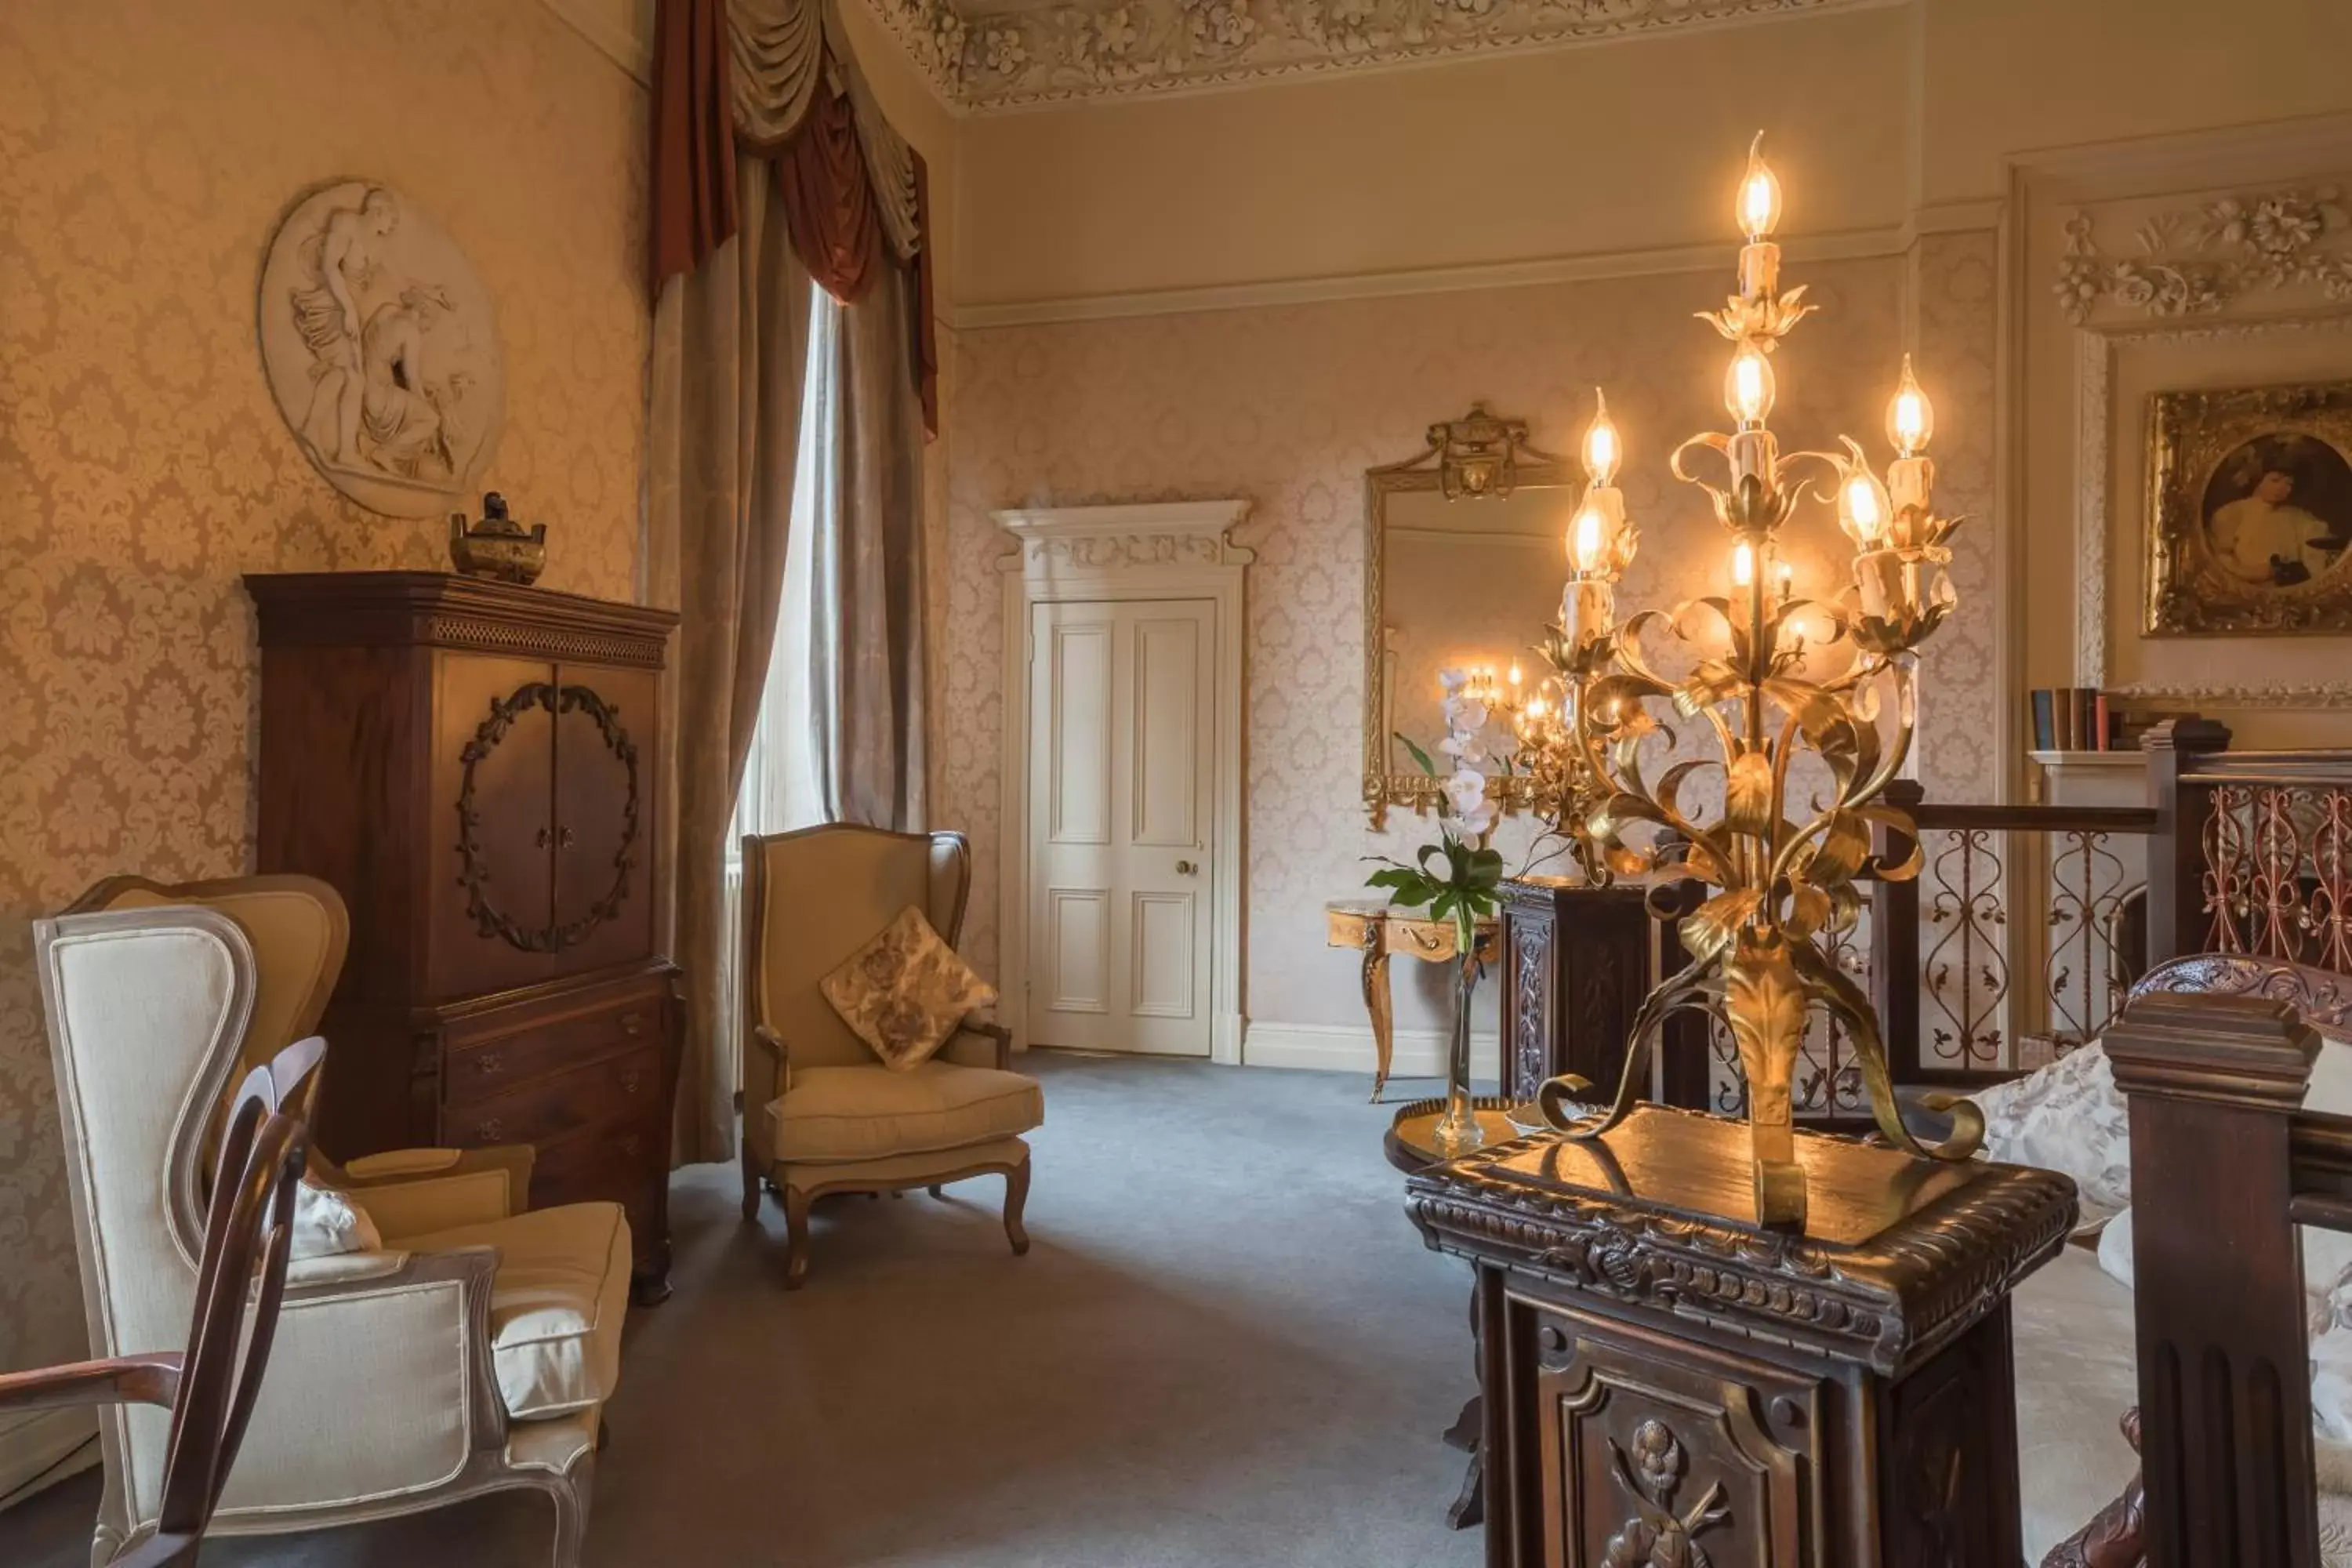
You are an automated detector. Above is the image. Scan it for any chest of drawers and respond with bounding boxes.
[246,571,684,1301]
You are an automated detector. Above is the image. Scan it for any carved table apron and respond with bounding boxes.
[1407,1105,2075,1568]
[1327,899,1500,1102]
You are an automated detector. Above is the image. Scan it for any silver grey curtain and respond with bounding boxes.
[807,265,927,830]
[646,155,815,1167]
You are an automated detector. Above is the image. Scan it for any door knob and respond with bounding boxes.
[1176,859,1198,876]
[557,826,576,849]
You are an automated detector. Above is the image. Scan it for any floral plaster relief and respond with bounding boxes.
[856,0,1890,111]
[0,0,648,1399]
[938,249,2001,1047]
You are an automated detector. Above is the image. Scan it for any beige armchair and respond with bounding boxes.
[37,878,630,1566]
[740,826,1043,1289]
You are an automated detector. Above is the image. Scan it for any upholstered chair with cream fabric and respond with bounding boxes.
[740,826,1043,1289]
[65,875,537,1229]
[37,885,628,1567]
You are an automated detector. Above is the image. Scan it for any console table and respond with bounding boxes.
[1326,899,1499,1102]
[1407,1106,2074,1566]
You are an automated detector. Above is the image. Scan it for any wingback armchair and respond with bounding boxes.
[37,880,630,1567]
[740,826,1043,1288]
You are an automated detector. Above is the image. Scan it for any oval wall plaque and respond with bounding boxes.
[256,181,505,518]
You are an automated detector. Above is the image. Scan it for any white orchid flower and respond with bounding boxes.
[1444,766,1486,817]
[1437,667,1471,693]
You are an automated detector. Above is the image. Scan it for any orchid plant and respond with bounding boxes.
[1365,669,1507,953]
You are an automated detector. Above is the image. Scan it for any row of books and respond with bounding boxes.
[2028,688,2116,752]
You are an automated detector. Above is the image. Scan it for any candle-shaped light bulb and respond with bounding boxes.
[1775,561,1793,604]
[1582,388,1621,486]
[1840,472,1889,546]
[1731,539,1755,590]
[1570,506,1607,575]
[1737,132,1783,241]
[1887,354,1934,456]
[1725,348,1776,426]
[1507,662,1522,687]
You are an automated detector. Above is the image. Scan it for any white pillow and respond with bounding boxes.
[290,1174,382,1260]
[1968,1042,2132,1226]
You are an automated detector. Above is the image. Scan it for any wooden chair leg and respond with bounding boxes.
[927,1184,944,1198]
[739,1150,762,1222]
[1003,1160,1031,1258]
[782,1185,813,1290]
[546,1454,593,1568]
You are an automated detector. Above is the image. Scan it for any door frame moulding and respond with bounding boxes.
[996,500,1254,1065]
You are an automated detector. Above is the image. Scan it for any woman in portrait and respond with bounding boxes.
[2204,434,2352,586]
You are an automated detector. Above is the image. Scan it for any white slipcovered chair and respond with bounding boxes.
[739,826,1043,1288]
[36,880,629,1566]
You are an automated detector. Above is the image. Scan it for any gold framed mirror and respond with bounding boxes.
[1363,404,1577,827]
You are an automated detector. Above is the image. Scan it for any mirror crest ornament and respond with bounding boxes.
[1363,402,1570,828]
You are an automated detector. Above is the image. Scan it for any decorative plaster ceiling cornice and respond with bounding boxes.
[857,0,1897,114]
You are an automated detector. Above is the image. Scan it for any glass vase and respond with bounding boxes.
[1430,947,1485,1156]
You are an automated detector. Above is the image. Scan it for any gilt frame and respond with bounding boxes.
[1362,404,1570,828]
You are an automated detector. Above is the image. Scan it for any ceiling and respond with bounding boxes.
[857,0,1889,113]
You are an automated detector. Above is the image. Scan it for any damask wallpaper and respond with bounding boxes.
[938,250,2002,1044]
[0,0,648,1407]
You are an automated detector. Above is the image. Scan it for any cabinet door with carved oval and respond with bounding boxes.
[431,653,560,999]
[550,664,658,976]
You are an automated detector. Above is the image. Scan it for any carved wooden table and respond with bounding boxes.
[1407,1105,2075,1568]
[1327,899,1500,1102]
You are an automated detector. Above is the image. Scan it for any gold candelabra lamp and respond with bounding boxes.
[1531,135,1984,1227]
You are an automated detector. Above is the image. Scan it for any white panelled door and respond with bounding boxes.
[1026,598,1217,1055]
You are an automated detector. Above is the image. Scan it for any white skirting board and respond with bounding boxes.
[1240,1020,1503,1080]
[0,1407,98,1510]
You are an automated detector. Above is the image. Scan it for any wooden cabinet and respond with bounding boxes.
[245,572,683,1301]
[1498,877,1706,1109]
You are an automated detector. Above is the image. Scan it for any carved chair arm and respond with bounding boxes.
[0,1353,183,1417]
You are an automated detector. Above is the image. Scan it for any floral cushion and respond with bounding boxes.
[1967,1042,2133,1226]
[820,906,998,1072]
[290,1172,382,1260]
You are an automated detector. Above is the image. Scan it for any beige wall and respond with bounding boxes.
[953,3,1915,309]
[0,0,651,1468]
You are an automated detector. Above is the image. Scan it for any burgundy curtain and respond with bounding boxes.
[774,85,882,305]
[648,0,738,292]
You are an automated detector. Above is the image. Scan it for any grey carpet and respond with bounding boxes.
[2,1053,1493,1567]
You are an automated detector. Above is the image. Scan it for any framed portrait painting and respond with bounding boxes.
[2146,378,2352,635]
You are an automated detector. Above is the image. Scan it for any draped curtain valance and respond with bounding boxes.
[652,0,937,433]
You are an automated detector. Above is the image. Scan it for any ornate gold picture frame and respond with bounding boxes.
[2146,378,2352,635]
[1362,404,1569,827]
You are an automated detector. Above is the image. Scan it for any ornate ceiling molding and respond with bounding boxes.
[858,0,1894,113]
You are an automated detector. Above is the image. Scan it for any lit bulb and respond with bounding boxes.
[1507,663,1522,686]
[1887,354,1934,455]
[1725,349,1776,426]
[1731,540,1755,589]
[1570,506,1607,574]
[1737,132,1783,241]
[1842,473,1889,544]
[1775,561,1793,603]
[1582,388,1621,487]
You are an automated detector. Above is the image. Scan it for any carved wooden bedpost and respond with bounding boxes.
[2106,986,2323,1568]
[2141,717,2230,967]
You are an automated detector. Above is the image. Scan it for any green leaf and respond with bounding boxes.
[1394,732,1439,777]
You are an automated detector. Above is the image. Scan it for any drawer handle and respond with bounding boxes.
[535,826,552,849]
[558,826,576,850]
[619,1069,644,1095]
[475,1118,506,1143]
[476,1051,506,1076]
[620,1012,645,1037]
